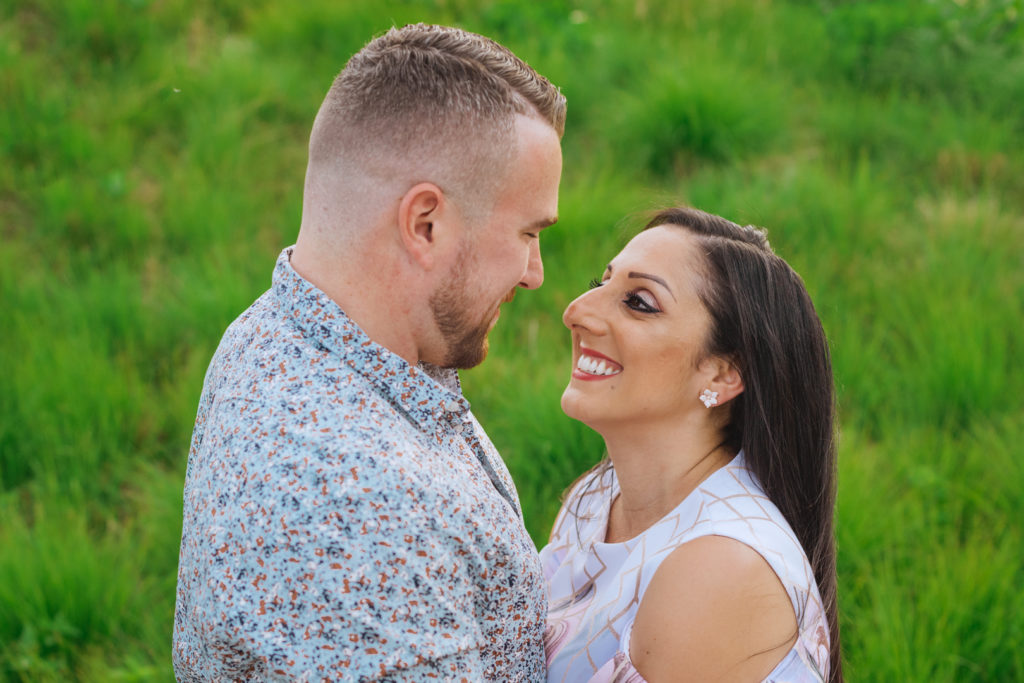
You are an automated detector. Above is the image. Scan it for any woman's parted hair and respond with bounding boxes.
[645,207,842,683]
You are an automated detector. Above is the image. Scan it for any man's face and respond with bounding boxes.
[430,115,562,369]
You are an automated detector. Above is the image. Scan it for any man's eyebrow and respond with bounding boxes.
[628,271,676,301]
[530,216,558,231]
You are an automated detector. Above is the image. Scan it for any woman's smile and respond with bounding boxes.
[561,227,715,428]
[572,344,623,380]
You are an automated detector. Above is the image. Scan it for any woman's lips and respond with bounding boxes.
[572,346,623,380]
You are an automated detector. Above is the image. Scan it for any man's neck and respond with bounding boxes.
[290,239,422,366]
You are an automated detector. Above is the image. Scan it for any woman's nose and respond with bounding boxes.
[562,288,607,333]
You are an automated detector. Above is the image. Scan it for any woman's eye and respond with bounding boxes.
[588,277,603,290]
[623,291,660,313]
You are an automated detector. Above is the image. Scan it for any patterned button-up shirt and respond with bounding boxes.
[174,248,546,682]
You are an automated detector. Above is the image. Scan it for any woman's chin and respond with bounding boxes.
[560,389,598,426]
[560,389,579,420]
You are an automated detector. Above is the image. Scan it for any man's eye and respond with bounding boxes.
[588,278,603,290]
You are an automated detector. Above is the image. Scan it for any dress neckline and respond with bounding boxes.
[594,451,746,547]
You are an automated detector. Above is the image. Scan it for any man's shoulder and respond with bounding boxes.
[203,290,286,380]
[205,292,369,404]
[200,353,427,460]
[213,289,298,362]
[204,369,421,453]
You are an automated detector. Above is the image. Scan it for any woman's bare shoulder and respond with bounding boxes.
[630,534,797,682]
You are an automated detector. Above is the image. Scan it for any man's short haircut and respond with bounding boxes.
[307,23,566,219]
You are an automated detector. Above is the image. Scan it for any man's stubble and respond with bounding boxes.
[430,243,513,370]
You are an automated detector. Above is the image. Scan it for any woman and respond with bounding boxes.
[541,207,841,682]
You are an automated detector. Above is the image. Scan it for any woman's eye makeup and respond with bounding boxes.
[588,276,660,313]
[623,290,660,313]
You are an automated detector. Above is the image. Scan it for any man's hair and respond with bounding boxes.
[306,23,565,222]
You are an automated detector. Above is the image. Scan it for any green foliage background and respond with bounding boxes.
[2,0,1022,680]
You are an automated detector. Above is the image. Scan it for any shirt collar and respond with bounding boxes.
[270,247,471,427]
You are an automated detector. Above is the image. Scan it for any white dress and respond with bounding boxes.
[540,452,830,682]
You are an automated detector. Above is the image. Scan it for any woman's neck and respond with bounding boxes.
[601,420,734,543]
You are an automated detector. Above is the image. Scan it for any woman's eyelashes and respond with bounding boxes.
[623,290,660,314]
[588,276,660,313]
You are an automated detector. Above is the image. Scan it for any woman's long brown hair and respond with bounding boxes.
[647,207,842,682]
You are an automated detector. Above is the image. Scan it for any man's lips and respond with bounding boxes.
[487,288,518,328]
[489,289,518,327]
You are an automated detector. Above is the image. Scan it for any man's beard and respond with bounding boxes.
[430,258,493,370]
[429,253,517,370]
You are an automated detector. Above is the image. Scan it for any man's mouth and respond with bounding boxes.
[486,289,518,328]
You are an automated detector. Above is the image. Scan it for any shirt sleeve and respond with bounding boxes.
[176,417,487,681]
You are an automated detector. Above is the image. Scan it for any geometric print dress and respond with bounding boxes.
[540,452,830,682]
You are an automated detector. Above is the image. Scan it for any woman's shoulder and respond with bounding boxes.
[693,454,810,572]
[626,454,830,681]
[687,455,822,630]
[629,533,799,681]
[538,463,615,582]
[546,463,616,545]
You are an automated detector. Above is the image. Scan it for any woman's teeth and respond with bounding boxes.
[576,354,621,377]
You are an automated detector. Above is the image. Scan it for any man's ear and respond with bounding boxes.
[397,182,446,270]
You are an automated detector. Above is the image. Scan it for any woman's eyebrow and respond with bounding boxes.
[628,271,676,301]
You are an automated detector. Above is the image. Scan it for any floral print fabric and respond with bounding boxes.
[173,248,545,682]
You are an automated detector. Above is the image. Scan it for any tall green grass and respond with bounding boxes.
[2,0,1021,680]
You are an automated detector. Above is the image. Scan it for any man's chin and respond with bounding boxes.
[459,337,490,370]
[444,334,490,370]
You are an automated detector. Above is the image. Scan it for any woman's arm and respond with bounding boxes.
[630,535,797,682]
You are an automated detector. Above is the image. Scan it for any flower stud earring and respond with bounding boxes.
[699,389,719,408]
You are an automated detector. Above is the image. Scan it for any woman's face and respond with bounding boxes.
[561,225,717,430]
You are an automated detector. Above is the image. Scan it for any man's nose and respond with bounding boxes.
[519,239,544,289]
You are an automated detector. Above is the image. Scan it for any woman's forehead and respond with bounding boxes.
[613,226,699,272]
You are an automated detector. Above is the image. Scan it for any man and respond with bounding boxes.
[173,24,564,682]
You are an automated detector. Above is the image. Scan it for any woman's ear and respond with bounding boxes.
[701,356,744,406]
[397,182,444,270]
